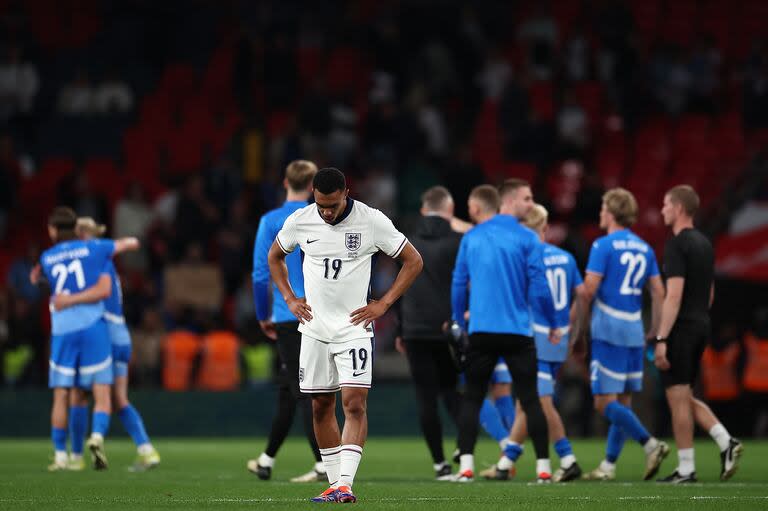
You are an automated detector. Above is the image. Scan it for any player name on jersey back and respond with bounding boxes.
[276,199,407,343]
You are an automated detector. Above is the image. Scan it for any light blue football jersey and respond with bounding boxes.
[586,229,659,347]
[531,243,583,362]
[40,238,115,335]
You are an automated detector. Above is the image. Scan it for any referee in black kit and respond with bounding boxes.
[397,186,467,479]
[653,185,743,483]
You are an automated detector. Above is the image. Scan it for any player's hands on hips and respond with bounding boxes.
[548,328,562,345]
[259,319,278,341]
[287,297,312,324]
[654,342,670,370]
[350,299,389,328]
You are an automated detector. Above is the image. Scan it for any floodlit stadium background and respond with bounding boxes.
[1,0,768,440]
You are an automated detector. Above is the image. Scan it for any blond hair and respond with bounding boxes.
[603,187,638,227]
[522,203,548,233]
[76,217,107,237]
[285,160,318,191]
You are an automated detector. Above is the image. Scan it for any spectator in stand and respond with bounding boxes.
[476,49,512,101]
[517,4,558,80]
[4,295,46,386]
[217,196,252,294]
[57,169,109,223]
[563,24,593,82]
[130,307,165,387]
[57,70,95,115]
[203,154,242,218]
[92,71,135,114]
[0,46,39,121]
[687,36,721,114]
[6,241,41,304]
[557,90,590,158]
[173,175,219,259]
[113,182,154,271]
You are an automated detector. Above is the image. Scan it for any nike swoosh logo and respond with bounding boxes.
[307,239,319,244]
[352,371,366,377]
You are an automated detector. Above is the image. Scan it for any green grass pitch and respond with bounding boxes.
[1,437,766,510]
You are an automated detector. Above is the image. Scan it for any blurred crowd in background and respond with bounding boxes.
[1,0,768,434]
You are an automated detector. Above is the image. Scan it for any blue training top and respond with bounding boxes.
[586,229,660,347]
[40,238,115,335]
[532,243,583,362]
[252,200,307,323]
[451,214,556,336]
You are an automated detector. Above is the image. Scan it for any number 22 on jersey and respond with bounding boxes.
[619,252,646,295]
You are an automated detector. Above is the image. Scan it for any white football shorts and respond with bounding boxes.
[299,335,373,393]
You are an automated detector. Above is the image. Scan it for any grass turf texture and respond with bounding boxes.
[0,438,766,510]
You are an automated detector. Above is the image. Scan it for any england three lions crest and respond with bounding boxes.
[345,232,361,251]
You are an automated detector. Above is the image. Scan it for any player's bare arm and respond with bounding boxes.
[654,276,684,370]
[52,274,112,311]
[580,272,602,337]
[647,275,666,339]
[267,239,312,323]
[113,237,141,254]
[568,283,587,356]
[350,242,423,328]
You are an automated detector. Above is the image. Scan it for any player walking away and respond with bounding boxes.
[450,185,558,483]
[53,217,160,471]
[247,160,325,482]
[654,185,743,483]
[38,207,115,471]
[581,188,669,481]
[267,168,423,503]
[476,178,539,444]
[396,186,463,479]
[482,204,586,482]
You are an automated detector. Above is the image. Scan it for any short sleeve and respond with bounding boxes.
[663,238,685,278]
[275,212,299,254]
[94,238,116,269]
[586,239,608,276]
[372,209,407,258]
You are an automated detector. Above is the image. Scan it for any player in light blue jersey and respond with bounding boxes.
[37,207,115,471]
[482,204,586,482]
[581,188,669,481]
[53,217,160,471]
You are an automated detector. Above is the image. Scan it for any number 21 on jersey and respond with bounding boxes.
[51,259,85,294]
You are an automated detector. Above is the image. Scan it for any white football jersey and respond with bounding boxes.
[276,198,408,343]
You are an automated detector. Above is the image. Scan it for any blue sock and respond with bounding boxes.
[92,411,111,437]
[118,405,150,447]
[480,398,509,442]
[604,401,650,445]
[68,406,89,455]
[503,442,524,461]
[606,424,626,463]
[494,395,516,430]
[554,437,574,459]
[52,427,67,452]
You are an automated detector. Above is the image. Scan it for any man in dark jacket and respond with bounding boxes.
[397,185,467,479]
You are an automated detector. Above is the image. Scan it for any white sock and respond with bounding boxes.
[643,437,659,455]
[599,459,616,473]
[499,437,512,450]
[90,433,104,442]
[459,454,474,474]
[433,462,447,471]
[314,461,326,474]
[536,458,552,475]
[677,448,695,476]
[257,452,275,468]
[55,451,68,464]
[337,444,363,488]
[497,455,514,470]
[70,453,83,462]
[319,446,341,486]
[137,443,154,456]
[560,454,576,469]
[709,423,732,452]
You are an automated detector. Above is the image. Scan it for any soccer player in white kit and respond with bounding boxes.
[268,168,423,503]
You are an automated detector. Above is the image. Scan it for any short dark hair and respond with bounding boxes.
[469,184,500,213]
[498,178,531,199]
[313,167,346,194]
[48,206,77,230]
[666,185,700,217]
[421,185,452,212]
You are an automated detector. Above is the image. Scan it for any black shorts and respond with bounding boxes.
[660,320,709,388]
[274,322,302,392]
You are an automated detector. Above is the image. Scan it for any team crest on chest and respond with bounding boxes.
[345,232,361,251]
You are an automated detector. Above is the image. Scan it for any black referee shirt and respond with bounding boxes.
[663,227,714,324]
